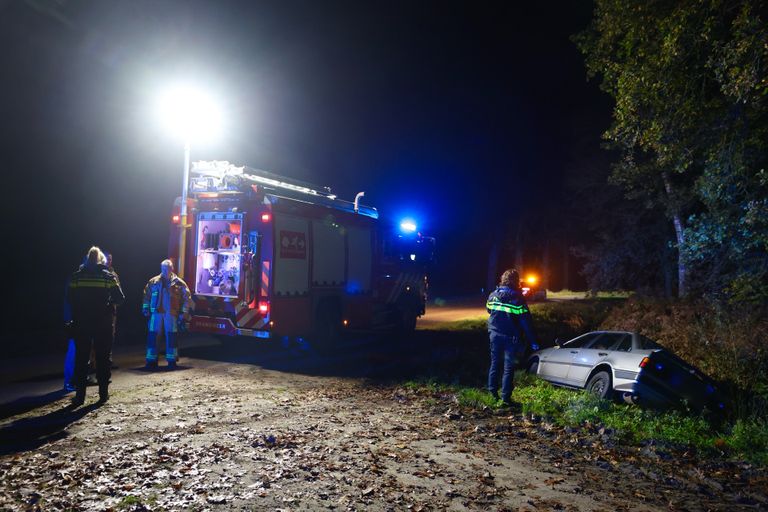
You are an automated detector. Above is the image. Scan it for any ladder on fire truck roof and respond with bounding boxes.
[189,160,378,219]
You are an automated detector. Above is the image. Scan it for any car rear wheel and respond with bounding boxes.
[527,359,539,375]
[586,371,612,399]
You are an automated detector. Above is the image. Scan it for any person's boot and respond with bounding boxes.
[71,390,85,407]
[167,360,177,370]
[144,360,158,371]
[98,385,109,403]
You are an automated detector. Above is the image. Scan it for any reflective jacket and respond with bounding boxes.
[67,264,125,328]
[486,286,537,343]
[142,273,191,317]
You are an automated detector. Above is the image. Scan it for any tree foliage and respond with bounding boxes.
[575,0,768,302]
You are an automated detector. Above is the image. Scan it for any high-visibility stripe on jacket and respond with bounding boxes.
[67,264,124,327]
[142,273,191,317]
[486,286,537,344]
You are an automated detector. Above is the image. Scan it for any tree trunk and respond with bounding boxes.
[662,240,673,299]
[515,220,524,272]
[486,242,499,294]
[562,237,570,291]
[543,239,550,291]
[662,171,687,297]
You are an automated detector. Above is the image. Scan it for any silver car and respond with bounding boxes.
[526,330,726,412]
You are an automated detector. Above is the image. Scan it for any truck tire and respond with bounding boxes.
[315,301,341,350]
[398,307,418,334]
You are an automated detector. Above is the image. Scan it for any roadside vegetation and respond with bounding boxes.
[414,297,768,465]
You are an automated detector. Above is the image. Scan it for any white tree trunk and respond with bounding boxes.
[662,171,687,297]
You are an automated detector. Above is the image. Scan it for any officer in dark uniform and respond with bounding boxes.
[486,268,538,406]
[66,246,125,406]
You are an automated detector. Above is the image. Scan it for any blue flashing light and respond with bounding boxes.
[400,219,417,233]
[655,363,664,371]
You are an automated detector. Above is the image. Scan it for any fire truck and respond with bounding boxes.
[168,161,434,341]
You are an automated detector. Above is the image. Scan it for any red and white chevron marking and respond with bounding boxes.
[236,260,271,329]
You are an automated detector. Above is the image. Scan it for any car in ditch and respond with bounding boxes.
[526,331,727,413]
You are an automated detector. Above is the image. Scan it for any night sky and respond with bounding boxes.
[0,0,611,336]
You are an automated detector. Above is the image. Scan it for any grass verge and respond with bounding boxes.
[404,373,768,465]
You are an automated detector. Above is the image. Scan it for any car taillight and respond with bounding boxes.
[258,301,269,314]
[639,356,650,368]
[172,214,180,224]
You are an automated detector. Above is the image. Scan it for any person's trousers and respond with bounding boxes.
[63,338,76,388]
[146,312,179,365]
[146,331,178,365]
[74,324,113,397]
[487,333,523,401]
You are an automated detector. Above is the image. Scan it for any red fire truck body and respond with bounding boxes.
[169,161,433,340]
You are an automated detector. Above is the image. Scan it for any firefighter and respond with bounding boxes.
[66,246,125,406]
[143,259,191,369]
[486,268,538,406]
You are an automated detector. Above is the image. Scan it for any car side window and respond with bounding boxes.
[614,335,632,352]
[564,333,599,348]
[585,333,627,350]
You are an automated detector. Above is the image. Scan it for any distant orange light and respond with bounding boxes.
[526,275,538,285]
[343,319,349,327]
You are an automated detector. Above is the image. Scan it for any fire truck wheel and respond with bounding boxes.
[315,301,342,349]
[398,307,418,334]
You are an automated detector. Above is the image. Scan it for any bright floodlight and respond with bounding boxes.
[400,219,417,233]
[157,86,222,142]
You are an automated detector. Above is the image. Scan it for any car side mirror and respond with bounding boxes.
[554,338,561,347]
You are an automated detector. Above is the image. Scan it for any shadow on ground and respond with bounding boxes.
[180,329,494,388]
[0,402,103,455]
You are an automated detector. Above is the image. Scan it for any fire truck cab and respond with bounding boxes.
[169,161,434,341]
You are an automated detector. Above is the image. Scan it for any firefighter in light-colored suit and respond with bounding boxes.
[143,259,191,369]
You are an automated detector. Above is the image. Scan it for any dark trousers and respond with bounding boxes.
[487,332,523,401]
[74,324,113,396]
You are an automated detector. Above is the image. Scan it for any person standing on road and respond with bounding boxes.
[66,246,125,406]
[486,268,538,406]
[142,259,191,370]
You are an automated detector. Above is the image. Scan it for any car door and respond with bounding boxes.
[540,333,600,383]
[566,333,628,385]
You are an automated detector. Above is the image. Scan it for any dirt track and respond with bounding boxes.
[1,334,767,511]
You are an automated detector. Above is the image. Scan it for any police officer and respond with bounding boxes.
[486,268,538,406]
[66,246,125,406]
[142,259,191,369]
